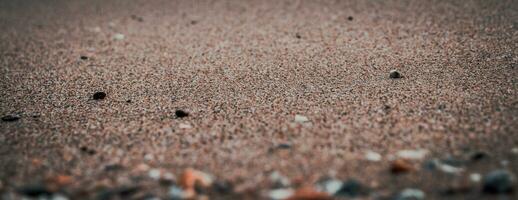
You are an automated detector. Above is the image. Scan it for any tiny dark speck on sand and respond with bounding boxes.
[348,16,354,21]
[92,92,106,100]
[80,56,88,60]
[175,110,189,118]
[295,33,302,39]
[2,114,20,122]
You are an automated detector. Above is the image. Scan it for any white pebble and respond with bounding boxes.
[113,33,125,40]
[398,188,425,200]
[470,173,482,183]
[511,147,518,155]
[365,151,382,162]
[149,169,161,180]
[294,115,309,123]
[268,188,294,200]
[397,149,428,160]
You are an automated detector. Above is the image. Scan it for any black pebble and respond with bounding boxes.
[126,99,132,103]
[469,151,489,162]
[17,184,53,197]
[2,114,20,122]
[348,16,354,21]
[191,20,198,25]
[295,33,302,39]
[175,110,189,118]
[80,56,88,60]
[80,146,96,155]
[483,170,515,194]
[93,92,107,100]
[389,70,402,79]
[335,179,369,197]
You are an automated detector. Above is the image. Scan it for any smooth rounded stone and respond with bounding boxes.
[389,70,402,79]
[470,173,482,183]
[397,149,428,160]
[269,171,291,188]
[294,114,309,123]
[365,151,382,162]
[174,110,189,118]
[80,55,88,60]
[16,184,53,197]
[113,33,125,40]
[316,179,343,195]
[1,114,20,122]
[268,188,294,200]
[482,170,515,194]
[335,179,369,197]
[92,91,106,100]
[396,188,425,200]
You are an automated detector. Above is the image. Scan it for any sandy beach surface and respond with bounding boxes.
[1,0,517,199]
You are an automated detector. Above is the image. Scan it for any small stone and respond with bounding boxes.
[269,171,291,188]
[287,186,332,200]
[469,173,481,183]
[335,179,369,197]
[295,33,301,39]
[316,179,342,195]
[113,33,125,40]
[80,56,88,60]
[149,169,161,180]
[511,147,518,155]
[483,170,515,194]
[390,159,414,174]
[365,151,382,162]
[397,149,427,160]
[268,188,294,200]
[169,185,195,200]
[92,91,106,100]
[175,110,189,118]
[294,114,309,123]
[347,16,354,21]
[437,163,464,174]
[179,168,214,190]
[469,151,489,162]
[389,70,402,79]
[17,184,53,197]
[396,188,425,200]
[1,114,20,122]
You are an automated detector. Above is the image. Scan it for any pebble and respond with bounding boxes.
[80,55,88,60]
[268,188,294,200]
[391,159,414,174]
[148,169,161,180]
[347,16,354,21]
[397,149,428,160]
[17,184,53,197]
[511,147,518,155]
[113,33,125,40]
[482,170,515,194]
[469,173,481,183]
[335,179,368,197]
[317,179,342,195]
[286,186,332,200]
[269,171,291,188]
[168,185,193,200]
[175,110,189,118]
[1,114,20,122]
[92,91,106,100]
[389,70,402,79]
[396,188,425,200]
[365,151,382,162]
[294,114,309,123]
[469,151,489,162]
